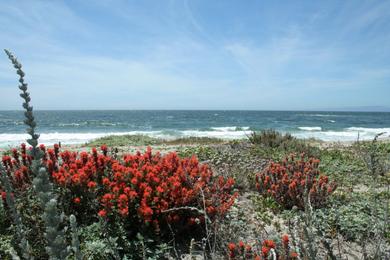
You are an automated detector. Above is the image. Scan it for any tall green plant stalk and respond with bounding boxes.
[4,50,39,155]
[4,49,79,259]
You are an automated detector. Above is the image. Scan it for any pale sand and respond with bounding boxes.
[2,136,390,153]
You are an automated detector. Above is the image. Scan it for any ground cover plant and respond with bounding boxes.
[86,135,224,148]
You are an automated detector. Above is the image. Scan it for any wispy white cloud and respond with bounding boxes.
[0,0,389,110]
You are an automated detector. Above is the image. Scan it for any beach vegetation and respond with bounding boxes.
[255,154,337,210]
[86,134,225,148]
[249,130,320,157]
[85,134,162,147]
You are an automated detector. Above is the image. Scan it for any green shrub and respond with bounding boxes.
[249,129,295,148]
[86,134,162,147]
[249,130,320,159]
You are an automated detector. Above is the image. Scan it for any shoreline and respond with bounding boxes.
[2,134,390,153]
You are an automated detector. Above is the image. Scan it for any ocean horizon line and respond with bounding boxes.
[1,109,390,113]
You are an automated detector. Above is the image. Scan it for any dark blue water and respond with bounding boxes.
[1,110,390,146]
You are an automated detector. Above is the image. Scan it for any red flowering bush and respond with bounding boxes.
[255,154,337,209]
[1,143,33,193]
[227,234,298,259]
[1,144,238,234]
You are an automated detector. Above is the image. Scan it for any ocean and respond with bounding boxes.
[1,110,390,147]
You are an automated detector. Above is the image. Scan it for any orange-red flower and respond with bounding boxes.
[3,144,237,235]
[98,209,107,217]
[256,153,337,209]
[282,234,289,246]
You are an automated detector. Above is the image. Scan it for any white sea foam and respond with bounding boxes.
[210,126,237,131]
[210,126,250,131]
[293,127,390,141]
[181,130,248,139]
[298,126,322,131]
[0,128,251,148]
[1,126,390,148]
[345,127,390,133]
[305,114,342,117]
[58,123,82,127]
[0,132,167,148]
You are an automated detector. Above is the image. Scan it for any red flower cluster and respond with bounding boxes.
[227,235,298,260]
[228,241,254,259]
[2,144,237,232]
[95,148,237,226]
[1,143,33,190]
[1,143,237,232]
[256,154,337,209]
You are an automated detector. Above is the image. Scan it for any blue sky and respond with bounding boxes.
[0,0,389,110]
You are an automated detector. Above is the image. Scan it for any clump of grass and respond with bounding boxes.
[248,129,295,148]
[249,129,321,159]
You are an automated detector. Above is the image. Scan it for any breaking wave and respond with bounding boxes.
[1,126,389,148]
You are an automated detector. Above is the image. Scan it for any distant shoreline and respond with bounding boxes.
[1,109,390,113]
[1,110,390,148]
[1,134,390,153]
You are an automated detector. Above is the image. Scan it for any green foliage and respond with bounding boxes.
[249,129,295,148]
[319,148,369,188]
[0,200,13,259]
[78,221,169,259]
[78,222,121,259]
[128,233,171,260]
[86,134,224,148]
[81,238,120,259]
[78,215,171,259]
[4,49,40,153]
[86,134,162,147]
[0,163,32,258]
[312,193,389,241]
[14,194,45,259]
[248,130,321,163]
[251,194,281,227]
[34,167,54,207]
[249,129,319,154]
[178,145,218,161]
[354,135,390,178]
[165,136,224,145]
[0,199,6,231]
[0,235,13,260]
[180,142,268,191]
[43,199,68,259]
[69,215,82,260]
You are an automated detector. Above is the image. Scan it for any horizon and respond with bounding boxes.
[1,1,390,110]
[1,107,390,112]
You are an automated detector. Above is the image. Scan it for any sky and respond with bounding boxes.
[0,0,389,110]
